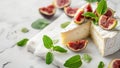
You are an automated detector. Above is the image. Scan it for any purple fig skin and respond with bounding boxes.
[53,0,71,8]
[39,4,56,19]
[64,7,78,18]
[104,8,115,17]
[39,11,55,19]
[67,40,88,52]
[108,59,120,68]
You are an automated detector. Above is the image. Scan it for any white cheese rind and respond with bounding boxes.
[91,23,120,56]
[61,21,91,44]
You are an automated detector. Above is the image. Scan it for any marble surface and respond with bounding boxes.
[0,0,120,68]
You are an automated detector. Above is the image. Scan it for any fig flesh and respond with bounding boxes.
[54,0,71,8]
[108,59,120,68]
[67,40,88,51]
[99,15,117,30]
[84,3,93,12]
[104,8,115,17]
[39,4,56,17]
[64,7,78,17]
[74,9,85,24]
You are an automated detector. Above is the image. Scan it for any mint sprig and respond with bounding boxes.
[46,52,53,64]
[98,61,105,68]
[31,19,49,30]
[83,12,99,25]
[83,12,98,19]
[17,38,29,47]
[96,0,107,16]
[61,21,70,28]
[64,55,82,68]
[43,35,53,49]
[42,35,67,64]
[83,0,107,25]
[53,46,67,53]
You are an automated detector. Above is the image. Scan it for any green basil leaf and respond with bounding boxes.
[21,27,29,33]
[43,35,53,49]
[31,19,49,30]
[83,12,97,19]
[53,46,67,53]
[85,0,98,3]
[17,38,29,47]
[82,54,92,63]
[98,61,105,68]
[96,0,107,16]
[46,52,54,64]
[64,55,82,68]
[61,21,70,28]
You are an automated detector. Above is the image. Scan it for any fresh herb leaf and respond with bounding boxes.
[46,52,54,64]
[53,46,67,53]
[21,27,29,33]
[43,35,53,49]
[64,55,82,68]
[61,21,70,28]
[42,35,67,65]
[96,0,107,16]
[53,39,59,44]
[83,12,97,19]
[82,54,92,63]
[98,61,105,68]
[31,19,49,30]
[17,38,29,46]
[97,0,101,2]
[85,0,99,3]
[83,12,99,25]
[93,20,98,25]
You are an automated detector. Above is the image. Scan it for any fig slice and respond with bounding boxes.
[39,4,56,17]
[84,3,93,12]
[54,0,71,8]
[99,15,117,30]
[67,40,88,51]
[64,6,78,17]
[74,9,85,24]
[108,59,120,68]
[104,8,115,17]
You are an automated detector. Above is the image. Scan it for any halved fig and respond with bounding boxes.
[64,6,78,17]
[104,8,115,17]
[39,4,56,18]
[84,3,92,12]
[99,15,117,30]
[74,9,85,24]
[94,8,114,17]
[108,59,120,68]
[54,0,71,8]
[67,40,88,51]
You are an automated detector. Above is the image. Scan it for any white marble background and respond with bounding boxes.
[0,0,120,68]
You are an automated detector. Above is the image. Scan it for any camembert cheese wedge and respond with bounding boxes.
[91,23,120,56]
[61,21,91,45]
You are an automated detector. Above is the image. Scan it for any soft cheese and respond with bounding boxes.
[61,21,91,45]
[91,23,120,56]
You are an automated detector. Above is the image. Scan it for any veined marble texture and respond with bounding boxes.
[0,0,120,68]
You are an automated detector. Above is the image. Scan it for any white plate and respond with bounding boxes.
[27,0,120,68]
